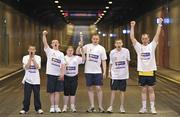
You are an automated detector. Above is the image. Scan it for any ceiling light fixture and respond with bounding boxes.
[54,0,59,3]
[105,6,109,9]
[108,1,112,4]
[57,6,61,8]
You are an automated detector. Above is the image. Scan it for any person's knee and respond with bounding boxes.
[141,86,147,94]
[87,86,93,91]
[148,86,154,94]
[96,86,102,92]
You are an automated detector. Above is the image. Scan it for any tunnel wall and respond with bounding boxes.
[0,1,67,66]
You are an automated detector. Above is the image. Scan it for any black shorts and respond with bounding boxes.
[64,75,78,96]
[138,75,156,86]
[110,79,127,91]
[85,73,103,87]
[47,74,64,93]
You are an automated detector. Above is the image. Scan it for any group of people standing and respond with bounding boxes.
[19,18,163,115]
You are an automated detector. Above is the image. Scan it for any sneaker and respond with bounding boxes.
[71,106,77,112]
[37,109,43,114]
[98,107,105,113]
[55,107,61,113]
[139,107,147,114]
[19,110,28,114]
[151,107,157,114]
[107,106,113,113]
[50,107,55,113]
[120,107,125,113]
[86,107,96,112]
[62,106,68,112]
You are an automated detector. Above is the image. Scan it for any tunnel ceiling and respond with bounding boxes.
[0,0,173,26]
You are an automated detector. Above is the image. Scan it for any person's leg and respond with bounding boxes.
[109,90,115,106]
[32,85,42,111]
[23,82,32,112]
[47,75,56,112]
[88,86,94,108]
[141,86,147,109]
[148,86,156,114]
[54,92,60,106]
[96,86,104,112]
[63,76,70,112]
[120,91,125,108]
[54,78,64,112]
[49,93,55,107]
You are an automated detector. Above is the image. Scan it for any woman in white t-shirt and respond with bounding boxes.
[62,46,85,112]
[130,18,163,114]
[107,39,130,113]
[19,46,43,114]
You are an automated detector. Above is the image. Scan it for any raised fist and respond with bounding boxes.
[43,30,48,35]
[78,40,83,47]
[158,18,163,24]
[130,21,136,27]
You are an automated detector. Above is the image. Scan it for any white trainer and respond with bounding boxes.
[37,109,43,114]
[139,107,147,114]
[151,107,157,114]
[62,106,68,112]
[71,105,77,112]
[50,107,55,113]
[19,110,27,114]
[55,107,61,113]
[107,106,113,113]
[120,107,125,113]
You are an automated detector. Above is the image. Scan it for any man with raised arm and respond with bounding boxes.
[76,34,107,113]
[42,30,65,113]
[130,18,163,114]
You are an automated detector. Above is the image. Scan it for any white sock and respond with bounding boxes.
[63,105,67,108]
[55,105,59,108]
[150,101,155,109]
[71,104,75,108]
[51,105,55,108]
[142,101,146,109]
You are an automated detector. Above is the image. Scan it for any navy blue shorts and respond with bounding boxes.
[85,73,103,86]
[47,74,64,93]
[138,75,156,86]
[64,75,78,96]
[110,79,127,91]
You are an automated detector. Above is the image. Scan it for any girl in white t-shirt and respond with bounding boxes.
[107,39,130,113]
[62,46,85,112]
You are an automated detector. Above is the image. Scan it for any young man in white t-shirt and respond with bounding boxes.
[42,31,65,113]
[76,34,107,112]
[107,39,130,113]
[62,46,85,112]
[19,46,43,114]
[130,18,163,114]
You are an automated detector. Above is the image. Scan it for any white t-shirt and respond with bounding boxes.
[65,55,83,77]
[83,43,107,73]
[110,48,130,80]
[23,55,41,85]
[44,47,65,76]
[134,40,158,71]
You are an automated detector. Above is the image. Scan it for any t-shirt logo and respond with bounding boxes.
[51,58,61,67]
[89,54,99,62]
[141,52,151,60]
[28,65,36,73]
[66,66,76,74]
[115,61,126,69]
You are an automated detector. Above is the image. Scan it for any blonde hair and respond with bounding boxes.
[66,46,74,51]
